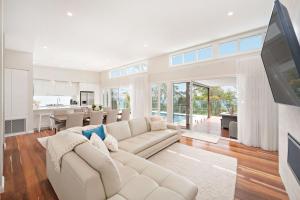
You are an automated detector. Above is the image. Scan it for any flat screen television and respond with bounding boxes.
[261,0,300,107]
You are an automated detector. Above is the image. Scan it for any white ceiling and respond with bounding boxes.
[4,0,274,71]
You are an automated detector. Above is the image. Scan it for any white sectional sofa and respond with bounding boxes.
[105,118,181,158]
[46,117,198,200]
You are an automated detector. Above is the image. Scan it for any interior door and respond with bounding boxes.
[11,69,28,119]
[4,69,12,119]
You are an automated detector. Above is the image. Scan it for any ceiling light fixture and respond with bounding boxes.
[43,46,48,49]
[67,12,73,17]
[143,43,149,48]
[227,11,234,16]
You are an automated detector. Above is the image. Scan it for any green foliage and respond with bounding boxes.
[173,85,237,116]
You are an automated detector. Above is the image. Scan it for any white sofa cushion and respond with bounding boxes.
[75,143,121,198]
[128,118,148,136]
[118,129,178,154]
[110,150,198,200]
[106,121,132,141]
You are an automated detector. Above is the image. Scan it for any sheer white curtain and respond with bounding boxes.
[237,55,278,151]
[129,75,150,118]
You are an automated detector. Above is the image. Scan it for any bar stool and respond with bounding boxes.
[38,113,53,132]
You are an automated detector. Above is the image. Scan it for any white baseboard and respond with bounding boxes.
[0,176,4,193]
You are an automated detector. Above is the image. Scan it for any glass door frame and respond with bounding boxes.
[172,81,191,129]
[190,82,210,129]
[172,81,210,129]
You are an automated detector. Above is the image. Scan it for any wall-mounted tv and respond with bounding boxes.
[261,0,300,107]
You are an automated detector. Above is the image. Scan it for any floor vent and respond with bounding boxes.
[5,119,26,134]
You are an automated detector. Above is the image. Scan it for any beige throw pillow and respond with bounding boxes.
[150,120,167,131]
[104,134,119,152]
[90,133,110,156]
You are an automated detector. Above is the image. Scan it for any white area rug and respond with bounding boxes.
[182,132,220,143]
[37,136,49,148]
[148,143,237,200]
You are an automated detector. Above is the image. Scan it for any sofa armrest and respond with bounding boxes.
[167,123,181,131]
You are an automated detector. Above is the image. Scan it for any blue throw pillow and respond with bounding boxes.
[82,125,106,140]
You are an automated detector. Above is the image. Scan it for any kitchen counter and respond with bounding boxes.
[33,105,87,112]
[33,105,90,130]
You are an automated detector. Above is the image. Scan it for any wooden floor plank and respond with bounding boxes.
[0,130,289,200]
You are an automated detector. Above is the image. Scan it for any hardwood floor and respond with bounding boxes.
[180,137,288,200]
[0,130,289,200]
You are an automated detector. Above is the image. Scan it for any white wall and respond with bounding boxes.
[33,65,100,83]
[100,53,240,88]
[4,49,33,132]
[278,0,300,200]
[0,0,4,192]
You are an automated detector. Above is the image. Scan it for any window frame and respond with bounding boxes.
[169,30,266,68]
[151,82,168,119]
[109,62,148,79]
[110,87,130,109]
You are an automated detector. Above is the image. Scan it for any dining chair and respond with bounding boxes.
[89,111,104,125]
[103,107,112,112]
[66,112,84,129]
[106,109,118,124]
[51,109,72,133]
[121,109,130,121]
[74,108,83,113]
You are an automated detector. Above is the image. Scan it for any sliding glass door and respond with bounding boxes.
[172,82,210,129]
[151,83,167,119]
[173,82,190,128]
[191,83,209,126]
[111,88,130,110]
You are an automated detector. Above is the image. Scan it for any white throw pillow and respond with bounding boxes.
[150,120,167,131]
[104,134,118,152]
[149,115,162,122]
[90,133,110,156]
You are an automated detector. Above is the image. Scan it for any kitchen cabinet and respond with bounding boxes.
[5,68,28,119]
[34,79,79,96]
[5,68,29,134]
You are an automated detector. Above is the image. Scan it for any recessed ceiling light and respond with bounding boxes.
[43,46,48,49]
[143,43,149,48]
[227,11,234,16]
[67,12,73,17]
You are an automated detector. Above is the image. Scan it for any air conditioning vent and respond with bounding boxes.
[5,119,26,135]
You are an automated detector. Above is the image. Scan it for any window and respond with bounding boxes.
[240,35,263,52]
[169,31,265,67]
[102,89,109,107]
[151,83,167,119]
[151,84,159,115]
[184,51,197,63]
[198,47,213,60]
[171,54,183,65]
[111,88,119,109]
[33,96,72,106]
[219,41,238,56]
[160,83,167,119]
[109,62,147,79]
[111,88,130,109]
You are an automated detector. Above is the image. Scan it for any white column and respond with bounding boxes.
[0,0,4,193]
